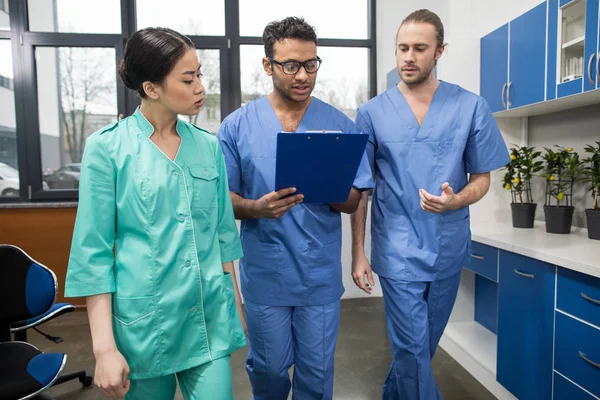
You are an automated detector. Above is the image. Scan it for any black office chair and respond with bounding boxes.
[0,244,93,400]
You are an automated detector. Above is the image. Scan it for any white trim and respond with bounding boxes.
[181,170,213,361]
[554,370,600,399]
[507,22,511,110]
[19,354,67,400]
[11,304,75,332]
[556,309,600,331]
[112,311,156,326]
[552,265,558,400]
[145,133,213,361]
[1,245,58,316]
[545,1,549,100]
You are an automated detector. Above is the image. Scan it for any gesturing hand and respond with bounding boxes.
[419,182,457,213]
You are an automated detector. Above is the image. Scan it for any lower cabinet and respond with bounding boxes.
[496,250,555,399]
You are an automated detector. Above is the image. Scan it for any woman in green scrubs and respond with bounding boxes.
[64,27,246,400]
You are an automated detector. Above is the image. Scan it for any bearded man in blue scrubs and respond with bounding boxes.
[218,17,374,400]
[350,9,510,400]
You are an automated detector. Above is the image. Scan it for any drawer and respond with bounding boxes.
[555,312,600,398]
[557,267,600,328]
[554,372,597,400]
[466,241,497,282]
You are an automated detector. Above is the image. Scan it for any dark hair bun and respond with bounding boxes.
[118,27,195,98]
[118,58,138,91]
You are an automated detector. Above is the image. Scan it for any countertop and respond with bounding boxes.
[0,201,78,209]
[471,221,600,278]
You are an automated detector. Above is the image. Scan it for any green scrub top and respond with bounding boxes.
[64,108,246,380]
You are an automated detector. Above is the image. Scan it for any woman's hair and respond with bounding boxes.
[118,27,195,98]
[262,17,318,58]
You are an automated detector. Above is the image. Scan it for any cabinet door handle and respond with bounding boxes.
[596,53,600,80]
[514,269,534,279]
[501,83,507,108]
[588,53,596,86]
[471,254,484,260]
[579,351,600,370]
[581,292,600,306]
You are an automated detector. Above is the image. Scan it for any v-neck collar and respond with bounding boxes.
[259,96,317,134]
[133,106,185,164]
[389,81,449,140]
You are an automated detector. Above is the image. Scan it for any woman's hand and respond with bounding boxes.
[94,348,131,399]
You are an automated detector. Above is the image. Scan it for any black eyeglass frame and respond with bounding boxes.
[267,56,323,75]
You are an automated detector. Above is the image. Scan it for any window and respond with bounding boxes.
[239,0,369,39]
[0,0,8,31]
[136,0,225,36]
[2,0,375,202]
[35,47,118,190]
[28,0,121,34]
[240,45,370,121]
[0,39,17,197]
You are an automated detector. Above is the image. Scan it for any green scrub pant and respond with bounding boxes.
[126,355,233,400]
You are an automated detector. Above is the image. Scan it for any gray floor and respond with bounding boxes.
[31,298,494,400]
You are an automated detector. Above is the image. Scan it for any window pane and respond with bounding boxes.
[28,0,121,33]
[0,0,9,31]
[0,39,18,197]
[240,0,368,39]
[240,45,370,121]
[178,49,221,134]
[136,0,225,36]
[240,45,272,106]
[35,47,117,190]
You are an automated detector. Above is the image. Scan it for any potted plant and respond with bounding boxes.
[541,146,584,234]
[502,145,543,228]
[583,140,600,240]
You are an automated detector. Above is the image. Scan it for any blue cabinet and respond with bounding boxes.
[584,0,599,92]
[555,312,600,398]
[497,250,555,400]
[509,2,548,108]
[554,372,597,399]
[481,24,509,112]
[480,3,547,111]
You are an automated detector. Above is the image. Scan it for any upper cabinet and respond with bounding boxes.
[480,3,547,112]
[481,0,600,117]
[481,24,509,112]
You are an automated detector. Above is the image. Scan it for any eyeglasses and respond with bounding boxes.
[268,57,322,75]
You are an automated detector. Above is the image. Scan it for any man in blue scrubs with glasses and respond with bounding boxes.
[218,17,373,400]
[350,9,510,400]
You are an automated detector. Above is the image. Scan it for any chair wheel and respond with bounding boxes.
[80,375,93,387]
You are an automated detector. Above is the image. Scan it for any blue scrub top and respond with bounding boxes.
[218,96,374,306]
[356,81,510,282]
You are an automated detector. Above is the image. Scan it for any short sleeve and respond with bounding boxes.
[347,114,375,190]
[217,120,242,194]
[215,142,244,263]
[464,97,511,174]
[64,134,116,298]
[355,108,377,180]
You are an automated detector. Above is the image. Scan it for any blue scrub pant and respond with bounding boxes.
[380,272,462,400]
[125,355,233,399]
[244,299,341,400]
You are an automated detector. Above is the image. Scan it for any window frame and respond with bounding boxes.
[1,0,376,203]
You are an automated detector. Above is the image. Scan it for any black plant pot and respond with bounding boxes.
[510,203,537,228]
[586,209,600,240]
[544,205,574,234]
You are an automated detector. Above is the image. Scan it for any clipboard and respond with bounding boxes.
[275,131,369,203]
